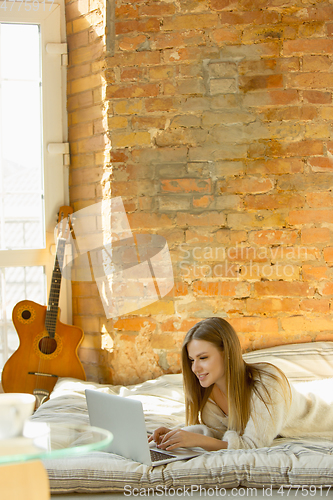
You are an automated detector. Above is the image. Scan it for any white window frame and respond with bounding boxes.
[0,0,71,327]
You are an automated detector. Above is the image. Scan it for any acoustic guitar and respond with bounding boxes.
[1,206,86,408]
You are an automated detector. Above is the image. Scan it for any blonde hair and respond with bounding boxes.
[181,317,290,434]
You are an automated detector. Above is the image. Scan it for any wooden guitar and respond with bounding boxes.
[1,206,86,408]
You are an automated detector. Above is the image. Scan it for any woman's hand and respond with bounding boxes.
[148,427,172,446]
[149,427,228,452]
[148,427,200,450]
[157,429,204,451]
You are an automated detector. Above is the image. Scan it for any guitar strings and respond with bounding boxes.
[34,211,72,408]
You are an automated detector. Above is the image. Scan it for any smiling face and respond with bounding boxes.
[187,339,226,391]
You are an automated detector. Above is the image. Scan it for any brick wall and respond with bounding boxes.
[66,0,333,385]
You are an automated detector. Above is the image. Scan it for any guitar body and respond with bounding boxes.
[2,300,86,399]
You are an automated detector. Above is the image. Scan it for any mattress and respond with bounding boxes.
[32,341,333,495]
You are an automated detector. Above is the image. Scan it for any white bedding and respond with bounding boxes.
[32,342,333,495]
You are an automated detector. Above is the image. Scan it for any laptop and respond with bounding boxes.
[85,389,203,466]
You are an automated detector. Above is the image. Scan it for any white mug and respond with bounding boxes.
[0,393,36,440]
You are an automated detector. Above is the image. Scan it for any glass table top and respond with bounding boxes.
[0,420,112,465]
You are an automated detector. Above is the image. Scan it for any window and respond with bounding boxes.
[0,0,69,373]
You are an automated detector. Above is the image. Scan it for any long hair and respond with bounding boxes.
[181,317,290,434]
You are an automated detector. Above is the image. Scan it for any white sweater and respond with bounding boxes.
[185,366,333,450]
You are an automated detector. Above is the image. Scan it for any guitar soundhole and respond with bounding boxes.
[21,310,31,320]
[38,337,57,355]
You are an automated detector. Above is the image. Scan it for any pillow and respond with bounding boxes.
[243,341,333,382]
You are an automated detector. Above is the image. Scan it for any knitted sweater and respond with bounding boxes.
[184,366,333,450]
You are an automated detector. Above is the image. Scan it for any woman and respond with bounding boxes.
[149,317,333,451]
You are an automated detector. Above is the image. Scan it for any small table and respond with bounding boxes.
[0,421,112,500]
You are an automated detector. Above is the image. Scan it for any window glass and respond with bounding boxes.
[0,23,44,250]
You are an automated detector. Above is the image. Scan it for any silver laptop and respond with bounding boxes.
[85,389,203,466]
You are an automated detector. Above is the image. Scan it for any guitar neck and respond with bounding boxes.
[45,237,66,338]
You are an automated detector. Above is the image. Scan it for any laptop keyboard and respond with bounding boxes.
[150,449,176,462]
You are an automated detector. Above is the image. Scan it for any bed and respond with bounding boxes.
[30,341,333,498]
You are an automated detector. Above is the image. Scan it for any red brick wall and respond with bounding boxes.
[66,0,333,385]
